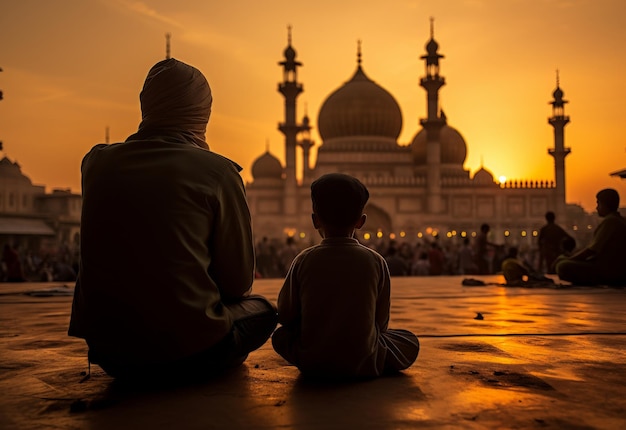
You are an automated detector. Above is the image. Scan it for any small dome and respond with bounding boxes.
[426,38,439,55]
[0,156,32,184]
[318,66,402,141]
[411,124,467,166]
[251,151,283,180]
[473,167,495,185]
[284,45,296,62]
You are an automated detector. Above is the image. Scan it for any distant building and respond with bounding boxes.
[0,153,81,254]
[246,23,577,249]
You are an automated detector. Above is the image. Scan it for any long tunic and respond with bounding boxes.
[69,139,255,366]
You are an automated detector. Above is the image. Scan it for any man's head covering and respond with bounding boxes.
[130,58,212,149]
[311,173,369,228]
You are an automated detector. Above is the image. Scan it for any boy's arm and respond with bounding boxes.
[375,257,391,332]
[277,263,301,327]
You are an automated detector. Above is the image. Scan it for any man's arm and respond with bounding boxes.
[276,263,300,327]
[209,166,255,301]
[567,247,595,262]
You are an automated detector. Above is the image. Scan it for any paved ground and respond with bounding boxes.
[1,276,625,429]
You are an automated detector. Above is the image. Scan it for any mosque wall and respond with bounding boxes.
[0,180,45,215]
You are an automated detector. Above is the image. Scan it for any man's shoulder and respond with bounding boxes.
[84,142,242,173]
[605,213,626,229]
[81,143,120,167]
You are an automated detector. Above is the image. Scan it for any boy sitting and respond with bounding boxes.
[271,173,420,379]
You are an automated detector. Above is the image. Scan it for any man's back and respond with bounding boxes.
[589,212,626,269]
[70,139,254,365]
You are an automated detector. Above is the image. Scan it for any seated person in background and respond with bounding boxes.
[69,58,277,380]
[501,247,531,284]
[550,235,577,274]
[556,188,626,286]
[272,173,420,379]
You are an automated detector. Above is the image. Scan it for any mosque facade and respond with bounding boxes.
[245,25,574,247]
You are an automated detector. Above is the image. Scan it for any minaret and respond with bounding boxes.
[298,108,314,184]
[548,70,571,219]
[165,33,171,59]
[419,18,446,214]
[278,26,304,217]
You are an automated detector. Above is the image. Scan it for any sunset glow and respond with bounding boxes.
[1,0,625,212]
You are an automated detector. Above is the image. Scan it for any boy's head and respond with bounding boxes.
[311,173,369,230]
[596,188,619,215]
[561,235,576,253]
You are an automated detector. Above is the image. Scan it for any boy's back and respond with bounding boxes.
[272,173,419,379]
[274,237,390,376]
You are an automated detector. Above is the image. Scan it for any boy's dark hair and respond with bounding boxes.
[311,173,369,228]
[596,188,620,212]
[545,211,556,223]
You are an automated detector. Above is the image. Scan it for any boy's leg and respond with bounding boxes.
[380,329,420,373]
[270,325,296,365]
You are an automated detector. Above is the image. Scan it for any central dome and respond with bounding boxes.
[318,66,402,141]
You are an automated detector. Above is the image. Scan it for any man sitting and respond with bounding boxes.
[556,188,626,286]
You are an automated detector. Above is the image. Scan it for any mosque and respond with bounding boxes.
[0,150,82,253]
[245,23,573,247]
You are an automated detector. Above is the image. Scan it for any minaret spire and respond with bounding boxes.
[357,39,362,67]
[430,16,434,39]
[105,126,110,144]
[165,33,171,59]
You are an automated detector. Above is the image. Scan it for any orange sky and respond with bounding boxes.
[1,0,625,212]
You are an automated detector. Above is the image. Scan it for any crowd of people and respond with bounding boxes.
[0,243,78,283]
[256,231,537,280]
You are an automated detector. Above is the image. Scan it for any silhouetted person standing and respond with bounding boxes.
[69,58,277,380]
[474,223,498,275]
[1,244,26,282]
[538,211,571,274]
[556,188,626,286]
